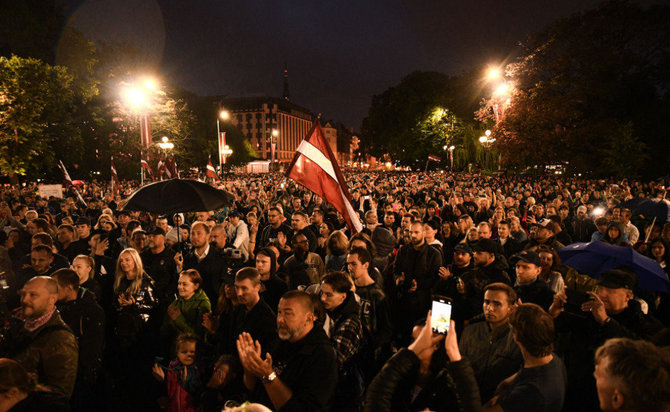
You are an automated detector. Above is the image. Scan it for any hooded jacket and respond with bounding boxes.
[161,288,212,339]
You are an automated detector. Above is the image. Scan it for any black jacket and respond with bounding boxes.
[515,278,555,311]
[8,391,70,412]
[364,349,481,412]
[255,326,338,412]
[182,248,230,303]
[57,287,105,382]
[459,258,511,321]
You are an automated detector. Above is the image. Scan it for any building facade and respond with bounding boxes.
[220,96,315,164]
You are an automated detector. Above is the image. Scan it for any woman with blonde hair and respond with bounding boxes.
[71,254,102,301]
[112,248,157,349]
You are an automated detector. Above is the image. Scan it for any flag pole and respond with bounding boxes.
[425,158,430,173]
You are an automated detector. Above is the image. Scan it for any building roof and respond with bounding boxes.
[218,96,315,119]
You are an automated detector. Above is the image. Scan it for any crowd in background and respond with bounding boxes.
[0,171,669,412]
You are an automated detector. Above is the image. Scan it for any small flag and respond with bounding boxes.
[111,156,120,196]
[58,160,87,207]
[428,154,441,162]
[58,160,73,187]
[140,115,152,148]
[286,119,363,233]
[206,156,220,181]
[157,160,166,180]
[141,156,154,180]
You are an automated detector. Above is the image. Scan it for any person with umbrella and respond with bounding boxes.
[547,269,663,411]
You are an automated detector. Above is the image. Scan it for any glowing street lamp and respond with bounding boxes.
[486,67,501,81]
[158,136,174,150]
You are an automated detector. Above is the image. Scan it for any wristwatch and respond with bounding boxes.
[262,371,277,384]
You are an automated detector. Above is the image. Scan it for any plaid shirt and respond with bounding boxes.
[328,297,364,368]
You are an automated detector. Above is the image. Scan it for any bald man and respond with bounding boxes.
[6,276,78,397]
[237,291,337,411]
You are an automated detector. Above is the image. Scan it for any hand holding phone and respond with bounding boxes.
[431,296,452,334]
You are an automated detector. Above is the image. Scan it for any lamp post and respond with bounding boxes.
[271,129,279,171]
[121,77,160,185]
[217,110,230,170]
[479,130,496,170]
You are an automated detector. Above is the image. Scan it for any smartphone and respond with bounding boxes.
[564,289,592,318]
[431,296,452,334]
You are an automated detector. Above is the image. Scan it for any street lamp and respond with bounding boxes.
[449,145,455,169]
[158,136,174,151]
[486,67,501,81]
[216,110,231,170]
[270,129,279,170]
[120,77,160,185]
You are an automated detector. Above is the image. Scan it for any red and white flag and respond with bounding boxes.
[218,132,227,165]
[206,156,220,181]
[286,119,363,233]
[141,156,154,180]
[157,160,166,180]
[110,156,120,196]
[58,160,73,187]
[428,154,441,162]
[140,114,152,148]
[58,160,87,206]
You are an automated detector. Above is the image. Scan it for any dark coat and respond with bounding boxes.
[364,349,481,412]
[11,310,79,397]
[254,326,338,412]
[57,287,105,383]
[459,321,522,402]
[515,278,555,311]
[182,248,230,303]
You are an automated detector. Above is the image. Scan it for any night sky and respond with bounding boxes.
[61,0,660,129]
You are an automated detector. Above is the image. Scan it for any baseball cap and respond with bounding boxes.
[75,217,91,226]
[453,243,473,255]
[471,238,498,254]
[598,269,635,290]
[510,250,542,267]
[534,219,555,232]
[147,227,166,236]
[228,210,242,218]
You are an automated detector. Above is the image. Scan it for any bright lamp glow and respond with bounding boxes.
[143,78,157,90]
[449,145,455,150]
[220,110,230,120]
[487,67,501,80]
[494,83,510,96]
[122,87,147,110]
[479,136,488,143]
[485,130,492,136]
[272,129,279,137]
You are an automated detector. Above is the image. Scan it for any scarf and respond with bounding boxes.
[23,307,57,332]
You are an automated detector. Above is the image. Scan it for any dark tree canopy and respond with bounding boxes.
[486,0,670,177]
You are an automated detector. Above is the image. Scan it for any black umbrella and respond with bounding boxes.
[619,197,669,222]
[119,179,234,214]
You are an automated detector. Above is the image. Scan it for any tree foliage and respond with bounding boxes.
[484,1,670,176]
[360,71,487,167]
[0,55,78,181]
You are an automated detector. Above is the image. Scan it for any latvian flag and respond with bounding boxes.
[141,156,154,180]
[140,115,152,148]
[286,119,363,234]
[157,160,166,180]
[218,132,227,165]
[58,160,73,187]
[110,156,120,196]
[428,154,441,162]
[206,156,220,182]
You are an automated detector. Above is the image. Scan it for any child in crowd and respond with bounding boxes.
[152,333,204,412]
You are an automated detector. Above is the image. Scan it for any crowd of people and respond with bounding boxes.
[0,171,669,412]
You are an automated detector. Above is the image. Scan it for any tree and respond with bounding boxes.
[481,1,670,176]
[0,55,78,182]
[361,71,488,168]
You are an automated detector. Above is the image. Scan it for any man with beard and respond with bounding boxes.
[4,276,78,397]
[458,239,511,322]
[141,227,177,307]
[236,290,337,411]
[394,221,442,343]
[459,283,522,402]
[283,233,324,290]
